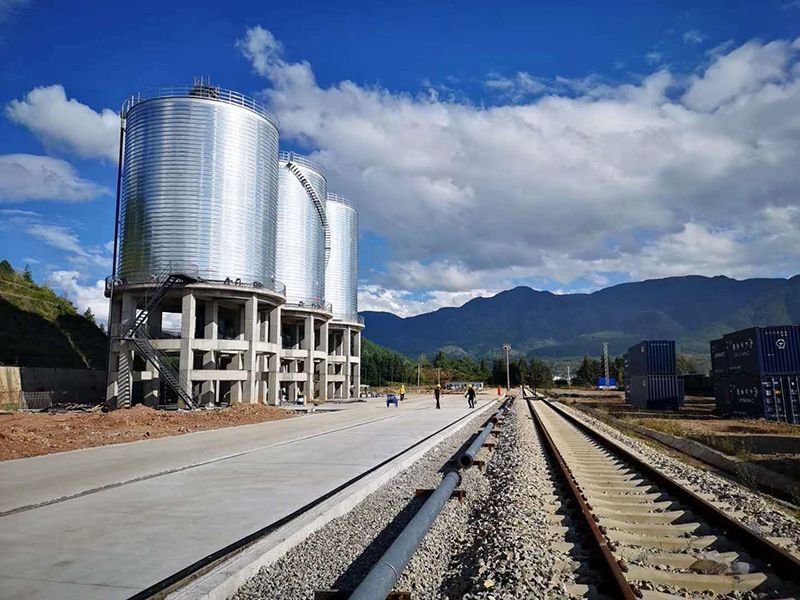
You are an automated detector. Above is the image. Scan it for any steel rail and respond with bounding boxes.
[526,399,637,599]
[545,399,800,586]
[126,405,496,600]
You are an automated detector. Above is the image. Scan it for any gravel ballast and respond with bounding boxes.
[231,407,498,600]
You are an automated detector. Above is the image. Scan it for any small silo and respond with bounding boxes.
[118,83,280,287]
[276,152,329,306]
[325,193,359,321]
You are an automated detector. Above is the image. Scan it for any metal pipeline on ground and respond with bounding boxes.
[348,469,462,600]
[459,396,512,468]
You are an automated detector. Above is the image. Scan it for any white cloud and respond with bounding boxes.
[484,71,549,99]
[683,30,706,45]
[47,271,108,323]
[237,27,800,308]
[358,285,496,317]
[682,39,797,111]
[0,154,109,202]
[645,51,664,64]
[25,223,111,268]
[6,85,119,161]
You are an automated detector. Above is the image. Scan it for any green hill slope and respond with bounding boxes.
[0,261,107,368]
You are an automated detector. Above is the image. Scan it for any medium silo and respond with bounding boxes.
[325,193,359,322]
[276,152,329,306]
[118,83,280,286]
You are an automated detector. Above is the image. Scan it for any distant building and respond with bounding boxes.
[444,381,485,391]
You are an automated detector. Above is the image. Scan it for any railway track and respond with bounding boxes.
[528,397,800,599]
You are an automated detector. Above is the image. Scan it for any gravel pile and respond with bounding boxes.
[231,409,496,600]
[560,403,800,549]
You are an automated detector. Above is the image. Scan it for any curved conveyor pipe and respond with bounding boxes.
[348,470,462,600]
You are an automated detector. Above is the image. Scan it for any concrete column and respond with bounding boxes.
[352,328,362,398]
[147,307,162,338]
[305,314,315,401]
[243,295,258,403]
[178,291,196,409]
[318,320,329,401]
[229,353,243,403]
[343,326,352,400]
[267,304,282,405]
[114,292,138,407]
[143,360,159,407]
[204,300,218,340]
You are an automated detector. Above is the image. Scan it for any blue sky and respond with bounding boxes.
[1,0,799,319]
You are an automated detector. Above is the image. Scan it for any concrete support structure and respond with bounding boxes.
[106,288,362,408]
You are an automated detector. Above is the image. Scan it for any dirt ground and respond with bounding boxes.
[630,417,800,437]
[0,404,295,461]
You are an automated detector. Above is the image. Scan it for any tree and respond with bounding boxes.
[83,308,97,324]
[22,264,33,283]
[0,260,13,276]
[528,357,553,390]
[677,354,699,375]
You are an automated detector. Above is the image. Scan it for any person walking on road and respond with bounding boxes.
[465,384,476,409]
[399,384,406,402]
[434,384,441,409]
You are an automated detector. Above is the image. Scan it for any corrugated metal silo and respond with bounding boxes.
[118,84,280,288]
[276,152,329,306]
[325,193,359,321]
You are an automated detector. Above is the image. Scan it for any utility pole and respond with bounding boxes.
[437,367,441,385]
[567,364,571,387]
[602,342,610,389]
[502,343,512,392]
[417,361,420,387]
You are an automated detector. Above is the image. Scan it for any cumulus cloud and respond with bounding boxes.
[0,154,109,202]
[358,285,496,317]
[6,85,119,161]
[0,209,112,269]
[682,39,797,111]
[47,270,109,323]
[236,27,800,310]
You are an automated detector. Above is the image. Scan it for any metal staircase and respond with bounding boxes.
[285,158,332,265]
[117,264,198,409]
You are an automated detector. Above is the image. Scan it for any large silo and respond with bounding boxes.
[118,84,280,287]
[276,152,329,306]
[325,193,359,322]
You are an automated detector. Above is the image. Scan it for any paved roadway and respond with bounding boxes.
[0,393,496,599]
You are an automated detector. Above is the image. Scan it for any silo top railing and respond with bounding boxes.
[326,192,355,208]
[278,151,326,176]
[121,85,279,129]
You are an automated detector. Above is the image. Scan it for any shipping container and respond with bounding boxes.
[713,376,730,416]
[626,374,684,409]
[710,338,727,377]
[724,326,800,376]
[680,374,713,396]
[728,374,800,423]
[626,340,677,376]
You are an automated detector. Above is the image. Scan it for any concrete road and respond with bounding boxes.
[0,393,496,599]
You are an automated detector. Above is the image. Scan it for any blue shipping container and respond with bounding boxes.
[626,340,677,376]
[626,374,684,409]
[710,338,727,377]
[728,374,800,423]
[724,326,800,376]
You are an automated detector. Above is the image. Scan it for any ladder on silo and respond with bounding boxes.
[284,159,332,265]
[119,264,198,409]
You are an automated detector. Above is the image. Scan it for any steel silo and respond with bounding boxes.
[117,84,280,288]
[276,152,329,306]
[325,193,359,321]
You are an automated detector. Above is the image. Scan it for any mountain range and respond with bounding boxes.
[361,275,800,362]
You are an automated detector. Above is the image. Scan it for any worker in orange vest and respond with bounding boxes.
[497,385,502,396]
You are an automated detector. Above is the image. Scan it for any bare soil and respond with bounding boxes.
[0,404,295,461]
[630,417,800,437]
